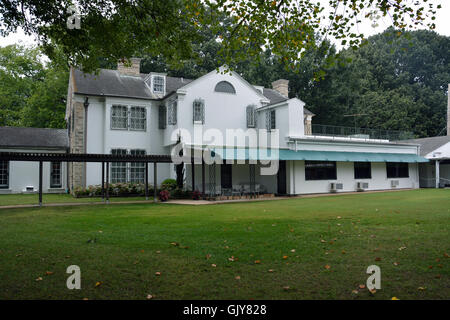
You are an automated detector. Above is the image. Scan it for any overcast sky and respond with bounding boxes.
[0,0,448,49]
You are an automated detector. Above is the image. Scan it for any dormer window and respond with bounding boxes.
[152,75,165,94]
[214,81,236,94]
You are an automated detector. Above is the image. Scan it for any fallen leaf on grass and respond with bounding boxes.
[351,290,358,295]
[341,250,346,254]
[283,286,291,291]
[435,274,441,279]
[146,294,153,300]
[359,284,366,289]
[369,289,376,294]
[282,256,288,260]
[391,297,399,300]
[211,264,217,268]
[35,277,43,281]
[228,256,238,262]
[418,287,426,291]
[393,262,399,266]
[268,269,274,273]
[428,266,433,269]
[95,281,102,287]
[205,254,211,260]
[235,276,241,280]
[45,271,54,276]
[254,260,261,264]
[170,242,179,247]
[324,264,331,270]
[444,253,449,258]
[82,298,89,301]
[398,246,407,251]
[375,257,381,261]
[155,272,161,276]
[290,249,296,253]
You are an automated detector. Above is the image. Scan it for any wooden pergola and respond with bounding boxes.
[0,152,173,206]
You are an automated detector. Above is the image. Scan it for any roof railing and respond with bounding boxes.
[309,124,415,141]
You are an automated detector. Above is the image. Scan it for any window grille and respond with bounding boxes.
[50,162,62,188]
[129,106,146,130]
[193,99,205,124]
[111,105,128,129]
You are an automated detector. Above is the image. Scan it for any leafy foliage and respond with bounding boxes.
[0,44,68,128]
[0,0,440,72]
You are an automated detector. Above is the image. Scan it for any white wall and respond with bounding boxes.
[0,148,67,194]
[288,160,419,195]
[76,95,172,187]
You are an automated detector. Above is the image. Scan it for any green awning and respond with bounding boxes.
[210,148,428,163]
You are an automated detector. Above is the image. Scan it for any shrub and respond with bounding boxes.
[159,190,170,202]
[161,178,177,191]
[171,188,192,199]
[192,190,202,200]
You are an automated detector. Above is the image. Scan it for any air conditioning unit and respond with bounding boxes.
[330,183,343,193]
[357,182,369,191]
[391,180,399,188]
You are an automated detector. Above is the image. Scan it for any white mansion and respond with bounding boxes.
[0,58,432,195]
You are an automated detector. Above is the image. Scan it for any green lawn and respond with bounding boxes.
[0,189,448,300]
[0,193,152,206]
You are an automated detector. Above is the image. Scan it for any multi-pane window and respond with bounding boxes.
[129,150,146,184]
[0,161,9,189]
[111,149,146,184]
[152,75,165,93]
[111,105,146,131]
[130,106,146,130]
[168,100,177,125]
[354,162,371,179]
[159,105,167,129]
[266,109,276,130]
[214,81,236,94]
[111,105,128,129]
[386,162,409,178]
[305,161,337,180]
[50,162,62,188]
[193,99,205,124]
[111,149,127,183]
[246,105,256,128]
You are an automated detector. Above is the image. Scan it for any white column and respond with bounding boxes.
[435,160,440,188]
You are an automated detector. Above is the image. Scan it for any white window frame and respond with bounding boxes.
[266,109,276,130]
[167,99,177,125]
[111,105,128,130]
[193,98,205,124]
[0,161,9,189]
[50,162,62,188]
[152,75,165,94]
[111,105,147,131]
[110,149,147,184]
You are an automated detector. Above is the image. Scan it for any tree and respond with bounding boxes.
[299,28,450,137]
[0,0,440,73]
[0,44,68,128]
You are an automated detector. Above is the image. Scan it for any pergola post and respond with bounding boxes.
[101,161,105,201]
[436,159,440,188]
[202,158,205,198]
[153,162,157,203]
[39,161,43,207]
[191,147,195,191]
[145,162,149,200]
[105,162,109,204]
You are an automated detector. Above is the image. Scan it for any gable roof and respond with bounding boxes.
[72,68,314,114]
[399,136,450,156]
[0,127,68,149]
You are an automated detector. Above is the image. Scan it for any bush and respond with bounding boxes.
[170,188,192,199]
[192,190,202,200]
[159,190,170,202]
[161,178,177,191]
[72,183,150,198]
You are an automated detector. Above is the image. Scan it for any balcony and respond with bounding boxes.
[308,124,414,141]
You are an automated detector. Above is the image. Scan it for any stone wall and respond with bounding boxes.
[69,100,85,191]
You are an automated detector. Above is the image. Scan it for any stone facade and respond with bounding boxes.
[117,58,141,76]
[68,100,86,191]
[271,79,289,98]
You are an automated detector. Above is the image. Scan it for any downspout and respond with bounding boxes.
[83,97,89,188]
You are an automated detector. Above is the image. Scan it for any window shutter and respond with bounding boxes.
[159,105,166,129]
[173,101,177,125]
[246,105,256,128]
[270,110,276,129]
[265,110,271,130]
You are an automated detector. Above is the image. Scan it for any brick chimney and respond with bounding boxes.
[447,83,450,136]
[117,57,141,76]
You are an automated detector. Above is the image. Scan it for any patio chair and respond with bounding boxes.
[232,185,242,196]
